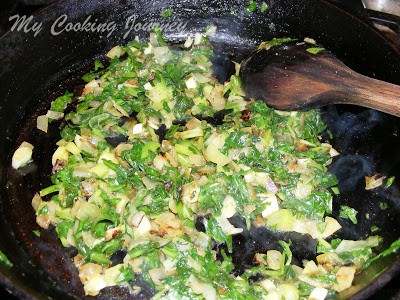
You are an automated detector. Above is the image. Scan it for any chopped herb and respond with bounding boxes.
[39,184,60,197]
[33,230,41,237]
[0,251,13,267]
[50,92,73,113]
[340,205,358,224]
[245,1,258,12]
[257,37,296,50]
[385,176,395,188]
[115,265,135,284]
[370,226,379,233]
[260,2,268,12]
[94,59,104,71]
[160,8,174,18]
[317,238,332,253]
[379,202,389,210]
[331,187,340,195]
[37,205,49,216]
[306,47,325,54]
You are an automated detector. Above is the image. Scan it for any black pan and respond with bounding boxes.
[1,0,400,299]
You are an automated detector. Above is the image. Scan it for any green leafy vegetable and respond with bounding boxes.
[363,236,400,268]
[306,47,325,54]
[160,9,174,18]
[370,226,379,233]
[245,1,258,12]
[261,2,268,12]
[385,176,395,188]
[340,205,358,224]
[0,251,13,267]
[50,92,73,113]
[379,202,389,210]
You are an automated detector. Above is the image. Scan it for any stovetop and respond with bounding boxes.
[0,0,399,299]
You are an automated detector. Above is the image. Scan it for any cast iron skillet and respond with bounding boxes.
[1,0,400,299]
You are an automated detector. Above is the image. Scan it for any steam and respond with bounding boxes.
[329,154,373,192]
[324,106,384,151]
[323,106,387,192]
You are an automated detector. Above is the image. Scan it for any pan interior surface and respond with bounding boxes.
[1,0,400,299]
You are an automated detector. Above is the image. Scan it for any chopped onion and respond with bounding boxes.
[82,79,100,95]
[304,37,317,44]
[185,77,197,89]
[293,216,341,239]
[205,132,226,148]
[302,260,324,276]
[132,123,144,135]
[106,45,124,58]
[316,253,341,270]
[46,110,64,120]
[149,268,166,285]
[188,154,206,167]
[194,33,203,45]
[254,253,268,266]
[71,200,101,221]
[365,174,386,190]
[154,46,172,65]
[192,72,212,83]
[259,279,276,292]
[12,141,34,169]
[187,256,202,272]
[154,212,182,229]
[130,211,145,227]
[103,264,123,286]
[309,287,328,300]
[266,209,294,231]
[221,195,237,218]
[78,262,106,296]
[73,163,96,177]
[137,214,152,234]
[261,195,279,218]
[205,84,225,110]
[142,176,158,190]
[267,250,283,270]
[334,236,381,254]
[90,163,112,178]
[36,115,48,133]
[80,140,98,157]
[112,100,129,117]
[179,127,204,140]
[333,267,356,292]
[205,25,217,36]
[294,182,313,199]
[215,215,243,235]
[31,193,42,211]
[186,274,217,300]
[204,144,231,166]
[181,181,200,204]
[288,158,311,173]
[105,227,122,242]
[184,36,194,48]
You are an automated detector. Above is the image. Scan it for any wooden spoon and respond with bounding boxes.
[240,42,400,116]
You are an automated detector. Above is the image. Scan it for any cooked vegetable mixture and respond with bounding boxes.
[32,32,387,299]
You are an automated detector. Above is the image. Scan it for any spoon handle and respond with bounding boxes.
[338,73,400,117]
[305,52,400,116]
